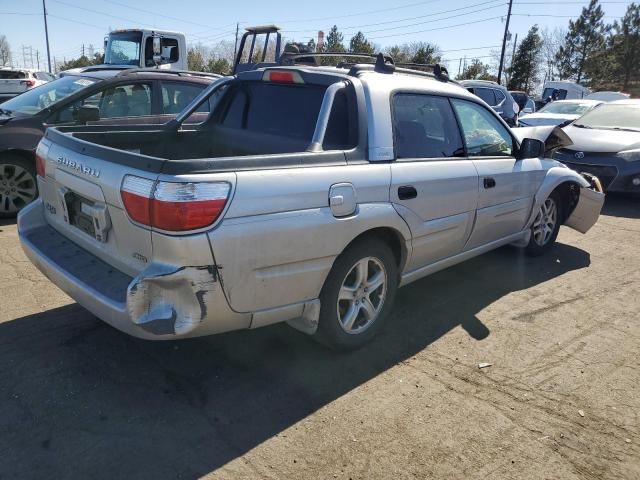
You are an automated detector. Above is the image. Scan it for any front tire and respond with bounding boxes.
[0,156,38,218]
[526,192,562,256]
[314,238,398,351]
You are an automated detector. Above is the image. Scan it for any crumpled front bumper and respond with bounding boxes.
[565,184,605,234]
[18,200,250,339]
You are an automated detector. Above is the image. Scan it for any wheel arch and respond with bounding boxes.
[0,148,36,165]
[339,226,409,277]
[527,166,589,227]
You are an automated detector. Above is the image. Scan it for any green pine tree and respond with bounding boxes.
[507,25,542,91]
[349,31,374,54]
[556,0,608,82]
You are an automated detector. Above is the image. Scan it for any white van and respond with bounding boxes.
[541,81,590,102]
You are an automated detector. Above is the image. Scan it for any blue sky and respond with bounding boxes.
[1,0,633,72]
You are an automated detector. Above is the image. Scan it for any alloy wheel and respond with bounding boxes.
[0,163,37,215]
[337,256,388,335]
[532,197,558,246]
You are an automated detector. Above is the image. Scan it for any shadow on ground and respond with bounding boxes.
[602,194,640,219]
[0,243,590,479]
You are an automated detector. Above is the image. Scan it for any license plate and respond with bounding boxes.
[60,189,111,242]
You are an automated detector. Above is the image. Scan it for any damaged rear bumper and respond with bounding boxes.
[18,200,250,339]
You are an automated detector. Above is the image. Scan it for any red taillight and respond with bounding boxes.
[121,176,230,232]
[262,70,304,84]
[35,152,46,178]
[21,79,36,88]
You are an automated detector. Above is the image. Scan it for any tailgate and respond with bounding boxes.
[0,79,28,96]
[37,136,156,277]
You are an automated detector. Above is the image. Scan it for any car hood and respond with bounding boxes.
[562,125,640,153]
[519,113,579,126]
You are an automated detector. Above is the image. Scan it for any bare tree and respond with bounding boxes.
[540,27,566,82]
[0,35,11,66]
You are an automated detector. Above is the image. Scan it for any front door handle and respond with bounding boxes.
[398,185,418,200]
[483,177,496,189]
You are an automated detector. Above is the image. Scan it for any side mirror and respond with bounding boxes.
[517,138,544,160]
[152,35,162,65]
[77,105,100,124]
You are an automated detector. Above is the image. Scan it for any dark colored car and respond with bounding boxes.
[460,80,520,127]
[0,67,220,217]
[553,99,640,194]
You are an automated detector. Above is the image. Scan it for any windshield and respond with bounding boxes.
[574,104,640,131]
[0,76,97,115]
[105,32,142,66]
[539,102,595,115]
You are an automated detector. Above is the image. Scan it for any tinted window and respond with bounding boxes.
[451,99,513,157]
[218,82,326,142]
[52,82,152,123]
[323,89,357,150]
[0,70,27,79]
[474,87,497,106]
[510,92,528,110]
[393,94,464,159]
[494,89,506,104]
[161,82,207,114]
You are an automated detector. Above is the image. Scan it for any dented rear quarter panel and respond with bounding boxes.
[207,163,413,313]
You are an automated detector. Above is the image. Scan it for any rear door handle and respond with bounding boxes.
[483,177,496,189]
[398,185,418,200]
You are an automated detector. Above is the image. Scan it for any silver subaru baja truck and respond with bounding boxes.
[18,53,604,350]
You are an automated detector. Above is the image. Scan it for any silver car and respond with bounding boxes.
[18,57,605,350]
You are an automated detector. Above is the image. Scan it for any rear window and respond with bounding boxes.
[218,82,326,141]
[0,70,27,79]
[471,87,497,106]
[216,81,359,149]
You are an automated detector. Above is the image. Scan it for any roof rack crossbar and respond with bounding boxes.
[115,68,221,79]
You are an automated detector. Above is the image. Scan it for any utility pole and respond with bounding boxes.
[82,44,85,57]
[233,22,240,61]
[497,0,513,85]
[36,50,40,69]
[507,32,518,84]
[458,57,463,77]
[42,0,52,73]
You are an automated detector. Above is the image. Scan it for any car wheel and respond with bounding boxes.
[0,156,38,218]
[314,238,398,350]
[526,192,563,256]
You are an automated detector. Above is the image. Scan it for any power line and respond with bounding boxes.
[273,0,448,25]
[51,0,157,28]
[368,15,503,40]
[47,13,104,30]
[282,0,505,33]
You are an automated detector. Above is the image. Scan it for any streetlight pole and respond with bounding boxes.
[42,0,52,73]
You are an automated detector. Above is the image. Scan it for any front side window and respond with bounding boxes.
[393,94,464,159]
[51,82,152,123]
[451,99,514,157]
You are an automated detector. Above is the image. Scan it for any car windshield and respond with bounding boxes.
[0,76,97,115]
[539,102,595,115]
[105,32,142,66]
[574,104,640,131]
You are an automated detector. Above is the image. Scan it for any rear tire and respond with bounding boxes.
[525,191,563,256]
[0,155,38,218]
[314,238,398,351]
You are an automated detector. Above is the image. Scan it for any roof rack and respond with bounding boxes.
[115,68,222,79]
[279,52,453,83]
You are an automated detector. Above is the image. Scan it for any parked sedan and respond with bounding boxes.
[0,67,55,102]
[553,99,640,194]
[0,68,219,217]
[519,99,602,127]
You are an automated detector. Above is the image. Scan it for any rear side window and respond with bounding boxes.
[393,94,464,159]
[217,82,327,142]
[494,89,506,104]
[473,87,497,106]
[0,70,27,79]
[161,82,207,114]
